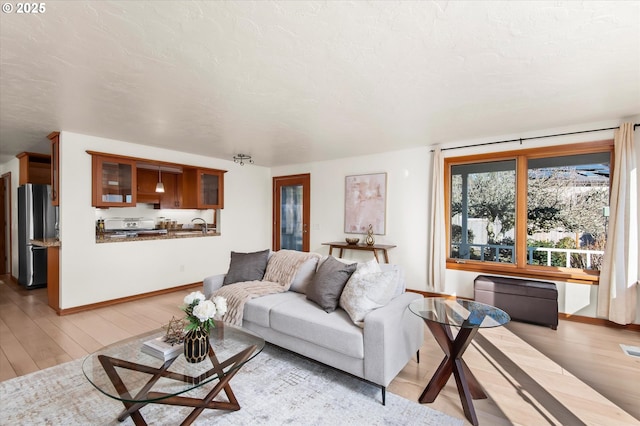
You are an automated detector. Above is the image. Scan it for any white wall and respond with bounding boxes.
[57,131,271,309]
[273,118,640,323]
[272,147,430,289]
[2,118,637,322]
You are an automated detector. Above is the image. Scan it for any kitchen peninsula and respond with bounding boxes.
[30,238,61,312]
[96,228,219,243]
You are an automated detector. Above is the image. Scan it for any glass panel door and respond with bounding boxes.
[273,174,310,252]
[280,185,303,251]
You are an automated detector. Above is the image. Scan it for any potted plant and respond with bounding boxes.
[181,291,227,363]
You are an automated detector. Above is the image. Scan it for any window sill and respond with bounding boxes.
[446,260,599,285]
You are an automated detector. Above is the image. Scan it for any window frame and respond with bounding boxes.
[444,140,614,284]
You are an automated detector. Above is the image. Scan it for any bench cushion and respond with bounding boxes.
[474,275,557,299]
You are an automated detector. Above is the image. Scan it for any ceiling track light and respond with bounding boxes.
[233,154,253,166]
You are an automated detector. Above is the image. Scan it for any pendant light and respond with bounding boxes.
[155,166,165,193]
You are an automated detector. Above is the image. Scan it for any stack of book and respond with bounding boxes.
[141,336,183,361]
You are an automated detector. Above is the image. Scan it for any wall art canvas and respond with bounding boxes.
[344,172,386,235]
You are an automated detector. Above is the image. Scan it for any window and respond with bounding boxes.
[445,141,613,283]
[450,160,516,263]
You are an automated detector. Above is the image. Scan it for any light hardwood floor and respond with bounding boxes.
[1,276,638,425]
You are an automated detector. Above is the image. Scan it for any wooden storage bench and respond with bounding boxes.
[474,275,558,329]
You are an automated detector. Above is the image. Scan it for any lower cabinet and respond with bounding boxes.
[47,246,60,312]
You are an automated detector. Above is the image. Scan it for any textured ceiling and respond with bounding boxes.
[1,1,639,166]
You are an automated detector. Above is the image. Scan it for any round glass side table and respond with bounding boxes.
[409,297,510,426]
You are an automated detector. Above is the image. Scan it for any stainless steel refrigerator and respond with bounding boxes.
[18,184,55,288]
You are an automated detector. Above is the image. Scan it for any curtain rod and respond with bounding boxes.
[432,123,640,152]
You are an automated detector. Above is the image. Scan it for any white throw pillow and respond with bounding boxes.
[339,269,398,328]
[353,258,381,275]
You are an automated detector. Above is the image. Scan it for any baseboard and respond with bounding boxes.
[407,289,640,331]
[57,281,202,316]
[559,313,640,331]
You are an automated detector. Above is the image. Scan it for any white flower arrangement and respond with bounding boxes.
[181,291,227,333]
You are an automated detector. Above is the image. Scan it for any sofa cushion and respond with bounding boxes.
[339,269,399,327]
[306,256,357,312]
[270,293,364,359]
[289,257,320,294]
[223,249,270,285]
[243,292,292,327]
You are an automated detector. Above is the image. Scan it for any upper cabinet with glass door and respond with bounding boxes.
[90,153,137,207]
[181,168,225,209]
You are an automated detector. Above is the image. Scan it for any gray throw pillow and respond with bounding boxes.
[306,256,357,312]
[223,249,270,285]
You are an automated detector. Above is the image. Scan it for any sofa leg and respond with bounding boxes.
[381,386,386,405]
[416,350,420,363]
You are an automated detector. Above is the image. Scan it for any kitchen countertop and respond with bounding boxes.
[31,238,61,247]
[96,230,220,243]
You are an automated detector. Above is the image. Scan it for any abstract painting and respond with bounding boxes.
[344,172,386,235]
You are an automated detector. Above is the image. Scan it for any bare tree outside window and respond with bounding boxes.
[527,153,610,270]
[450,160,516,263]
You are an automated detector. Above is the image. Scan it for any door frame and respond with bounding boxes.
[1,172,11,276]
[272,174,311,252]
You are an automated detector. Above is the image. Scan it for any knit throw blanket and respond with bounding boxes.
[213,250,321,326]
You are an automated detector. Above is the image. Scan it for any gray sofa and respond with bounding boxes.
[203,256,424,404]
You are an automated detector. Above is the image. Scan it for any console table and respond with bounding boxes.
[322,241,396,263]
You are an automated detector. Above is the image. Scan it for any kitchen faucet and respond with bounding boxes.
[191,217,207,234]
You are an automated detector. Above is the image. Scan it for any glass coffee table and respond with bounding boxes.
[82,324,264,426]
[409,297,510,426]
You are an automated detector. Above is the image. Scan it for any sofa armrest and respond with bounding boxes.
[203,274,226,299]
[363,291,424,387]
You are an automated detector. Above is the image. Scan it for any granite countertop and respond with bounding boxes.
[96,230,220,243]
[31,238,61,247]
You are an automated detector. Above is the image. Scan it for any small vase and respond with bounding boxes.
[183,328,209,363]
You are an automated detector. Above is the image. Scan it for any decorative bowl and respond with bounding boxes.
[345,238,359,245]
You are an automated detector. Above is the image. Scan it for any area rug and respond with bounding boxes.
[0,344,463,425]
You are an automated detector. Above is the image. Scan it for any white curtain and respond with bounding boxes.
[428,147,446,293]
[597,123,638,324]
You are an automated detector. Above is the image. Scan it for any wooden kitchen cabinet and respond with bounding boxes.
[160,173,181,209]
[90,154,137,207]
[181,168,225,209]
[17,152,51,185]
[87,151,225,210]
[136,168,161,204]
[48,132,60,205]
[47,245,60,312]
[136,169,181,208]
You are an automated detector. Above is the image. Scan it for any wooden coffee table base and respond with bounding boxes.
[98,345,257,426]
[419,321,486,426]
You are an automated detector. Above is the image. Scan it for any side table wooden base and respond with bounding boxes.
[98,344,256,426]
[419,321,486,426]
